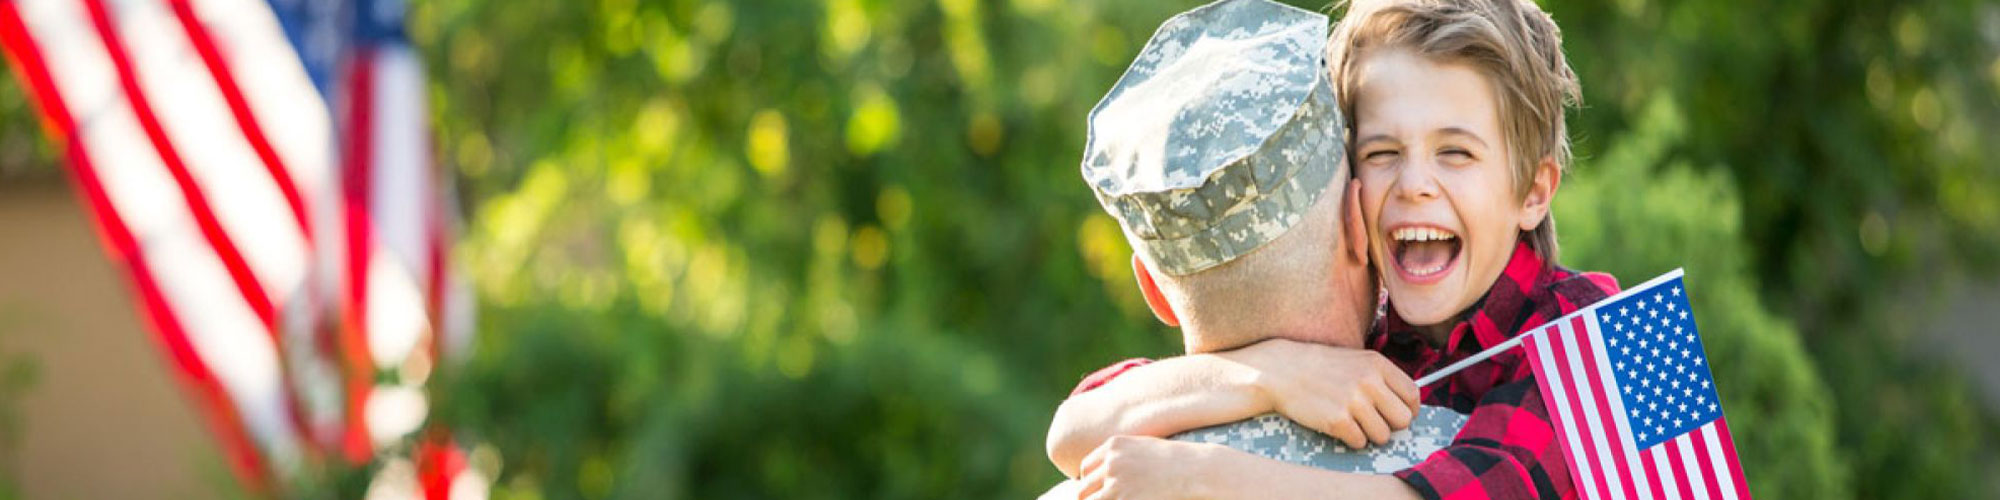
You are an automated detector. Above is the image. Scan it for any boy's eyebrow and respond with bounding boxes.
[1434,127,1492,148]
[1355,134,1399,147]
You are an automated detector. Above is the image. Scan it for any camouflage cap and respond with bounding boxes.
[1081,0,1345,276]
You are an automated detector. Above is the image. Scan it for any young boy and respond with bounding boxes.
[1051,0,1622,498]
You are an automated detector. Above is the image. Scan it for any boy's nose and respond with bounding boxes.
[1392,159,1442,202]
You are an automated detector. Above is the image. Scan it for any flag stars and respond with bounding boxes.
[1672,286,1682,297]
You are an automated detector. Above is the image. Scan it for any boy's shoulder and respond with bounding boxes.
[1544,267,1621,315]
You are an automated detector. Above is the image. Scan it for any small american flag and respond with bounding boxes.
[0,0,476,495]
[1524,270,1752,500]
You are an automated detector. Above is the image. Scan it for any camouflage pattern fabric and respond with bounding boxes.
[1081,0,1346,276]
[1170,405,1470,473]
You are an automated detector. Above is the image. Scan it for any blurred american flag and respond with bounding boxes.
[0,0,478,496]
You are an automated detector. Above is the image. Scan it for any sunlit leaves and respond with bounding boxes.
[746,109,790,177]
[845,84,901,156]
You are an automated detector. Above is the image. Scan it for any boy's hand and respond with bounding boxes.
[1075,435,1246,500]
[1221,338,1421,448]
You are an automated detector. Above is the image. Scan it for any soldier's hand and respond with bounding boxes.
[1222,338,1420,449]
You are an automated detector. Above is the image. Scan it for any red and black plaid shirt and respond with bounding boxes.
[1068,241,1618,500]
[1371,241,1618,500]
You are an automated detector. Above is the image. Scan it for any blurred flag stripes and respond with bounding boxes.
[0,0,478,496]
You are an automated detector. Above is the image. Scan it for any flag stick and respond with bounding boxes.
[1414,332,1532,388]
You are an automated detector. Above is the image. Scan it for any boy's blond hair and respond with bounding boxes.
[1326,0,1580,262]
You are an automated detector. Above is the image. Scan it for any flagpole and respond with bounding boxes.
[1414,332,1533,387]
[1413,268,1687,388]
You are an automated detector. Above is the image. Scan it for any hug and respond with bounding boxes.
[1044,0,1622,498]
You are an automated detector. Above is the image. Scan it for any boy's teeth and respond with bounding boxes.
[1393,227,1455,242]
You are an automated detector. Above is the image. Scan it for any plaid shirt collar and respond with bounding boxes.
[1368,240,1614,409]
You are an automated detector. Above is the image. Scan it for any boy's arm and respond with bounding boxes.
[1392,377,1569,500]
[1046,353,1266,478]
[1046,339,1419,478]
[1073,435,1422,500]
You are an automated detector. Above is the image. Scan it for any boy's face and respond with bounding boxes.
[1350,49,1531,326]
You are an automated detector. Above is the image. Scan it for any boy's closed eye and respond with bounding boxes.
[1437,147,1476,166]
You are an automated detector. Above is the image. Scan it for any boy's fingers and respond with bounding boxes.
[1370,382,1415,430]
[1076,472,1104,500]
[1378,358,1421,409]
[1354,394,1392,446]
[1079,441,1109,479]
[1324,412,1367,449]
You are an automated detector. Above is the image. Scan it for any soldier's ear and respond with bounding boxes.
[1131,255,1179,327]
[1341,179,1369,266]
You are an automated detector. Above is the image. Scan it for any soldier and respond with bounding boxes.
[1042,1,1466,498]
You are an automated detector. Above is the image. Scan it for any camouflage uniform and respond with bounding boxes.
[1170,407,1468,473]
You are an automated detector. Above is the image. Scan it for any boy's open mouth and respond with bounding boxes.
[1390,226,1462,281]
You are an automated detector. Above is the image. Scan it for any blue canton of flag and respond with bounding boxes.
[1601,277,1720,448]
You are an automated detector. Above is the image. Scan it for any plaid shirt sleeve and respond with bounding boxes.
[1394,378,1572,500]
[1069,358,1154,396]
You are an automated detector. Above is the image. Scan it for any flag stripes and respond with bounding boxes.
[0,0,292,487]
[0,0,473,493]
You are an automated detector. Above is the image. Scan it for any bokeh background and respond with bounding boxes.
[2,0,1999,498]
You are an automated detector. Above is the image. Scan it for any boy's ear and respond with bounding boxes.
[1518,156,1562,231]
[1340,179,1369,266]
[1131,255,1180,327]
